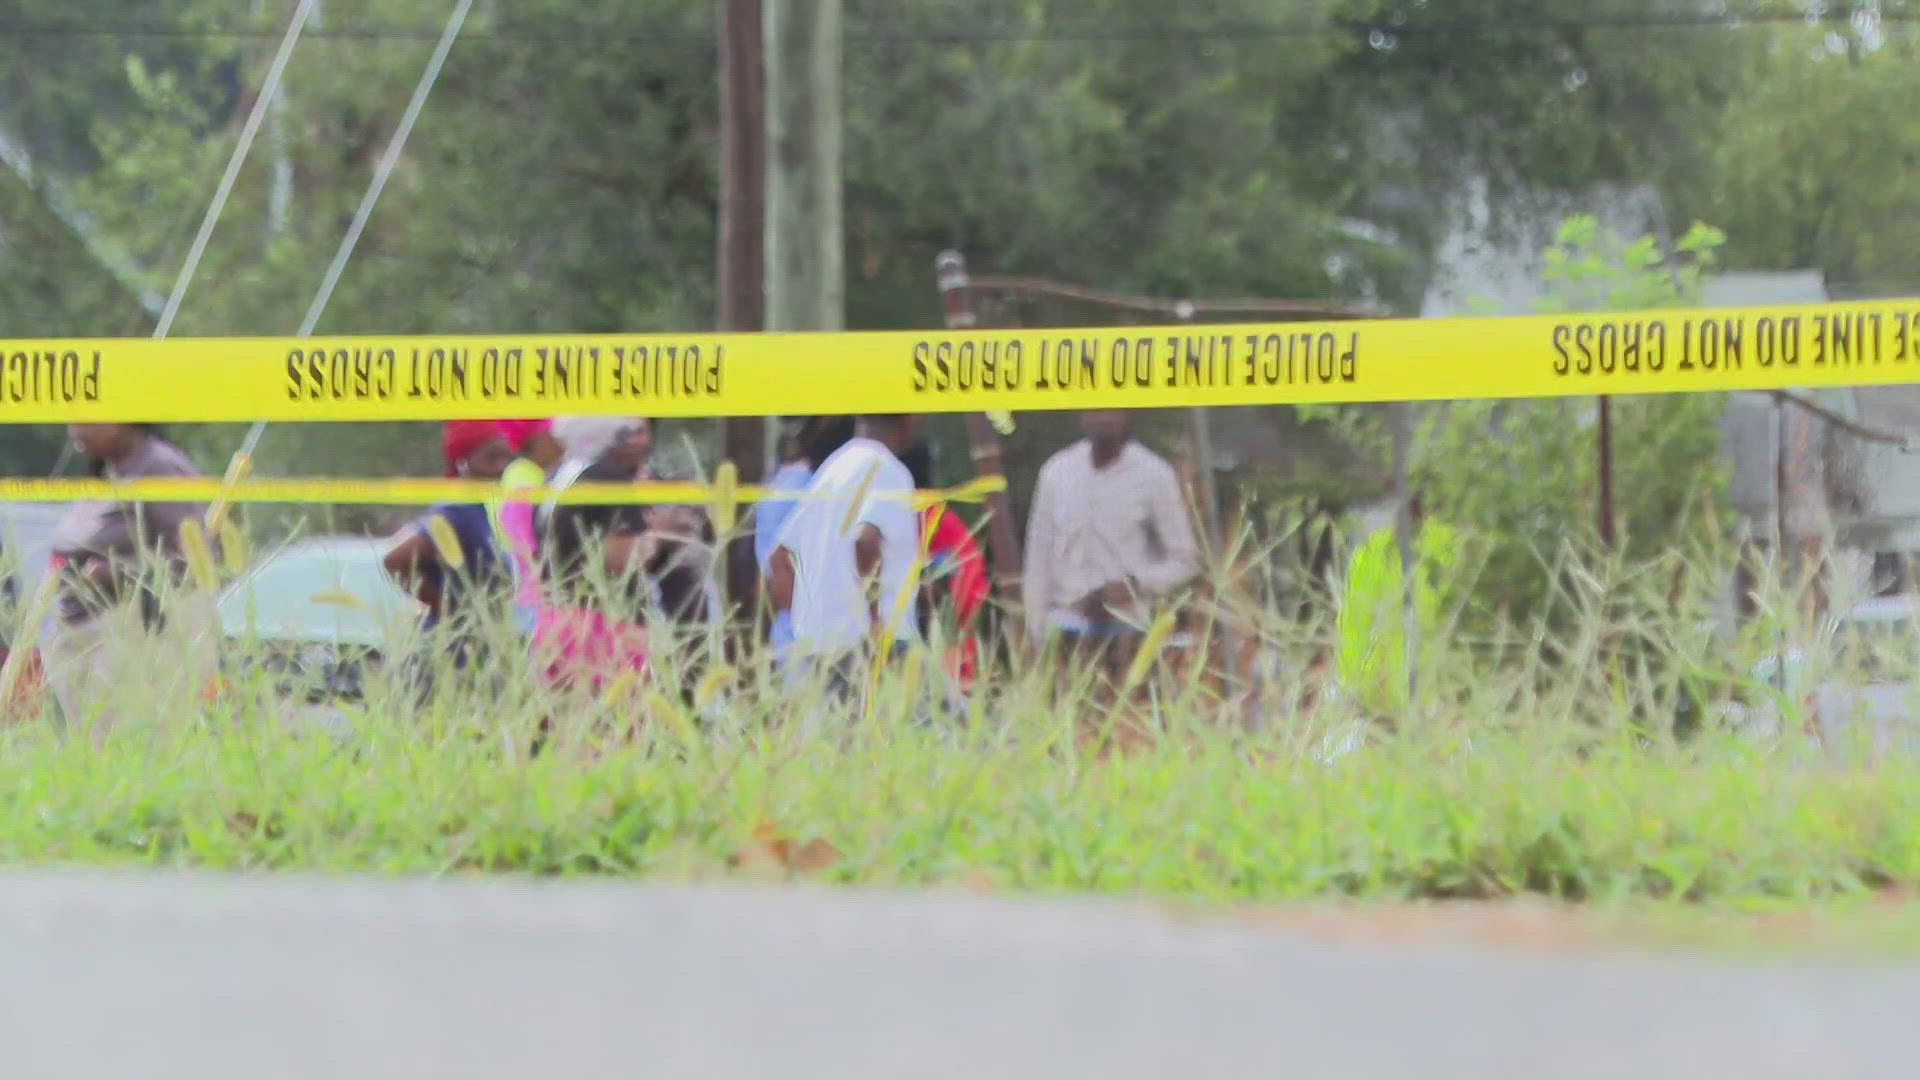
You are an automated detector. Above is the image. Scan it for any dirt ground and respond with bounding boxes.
[1170,893,1920,957]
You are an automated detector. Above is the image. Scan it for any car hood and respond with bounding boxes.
[217,537,421,649]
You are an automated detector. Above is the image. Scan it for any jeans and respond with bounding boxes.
[788,640,912,701]
[769,610,795,668]
[1048,623,1144,699]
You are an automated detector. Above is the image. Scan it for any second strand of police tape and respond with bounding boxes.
[0,475,1007,508]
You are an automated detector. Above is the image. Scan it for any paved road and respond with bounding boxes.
[2,873,1916,1079]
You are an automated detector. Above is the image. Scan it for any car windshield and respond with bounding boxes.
[217,539,418,649]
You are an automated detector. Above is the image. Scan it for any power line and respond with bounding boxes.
[1,7,1918,46]
[152,0,317,339]
[221,0,477,510]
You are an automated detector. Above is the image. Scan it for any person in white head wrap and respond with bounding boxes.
[532,414,718,709]
[550,416,652,479]
[542,415,716,621]
[540,416,650,526]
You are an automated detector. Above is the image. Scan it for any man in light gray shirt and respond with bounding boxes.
[1022,411,1200,681]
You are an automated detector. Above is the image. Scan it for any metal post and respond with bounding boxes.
[1390,401,1416,716]
[1597,395,1616,551]
[1173,303,1230,697]
[936,251,1023,618]
[1174,303,1225,550]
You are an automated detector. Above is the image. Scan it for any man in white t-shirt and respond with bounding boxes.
[768,415,923,683]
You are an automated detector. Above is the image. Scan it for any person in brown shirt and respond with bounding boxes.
[43,423,215,737]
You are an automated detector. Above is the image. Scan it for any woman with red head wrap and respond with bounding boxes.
[497,419,562,475]
[441,420,514,479]
[382,422,516,668]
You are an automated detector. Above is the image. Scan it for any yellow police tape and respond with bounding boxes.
[0,475,1006,507]
[2,299,1914,422]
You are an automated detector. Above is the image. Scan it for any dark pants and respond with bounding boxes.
[1048,624,1146,713]
[792,640,910,700]
[790,640,962,727]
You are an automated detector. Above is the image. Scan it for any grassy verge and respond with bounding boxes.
[9,516,1920,915]
[4,691,1918,907]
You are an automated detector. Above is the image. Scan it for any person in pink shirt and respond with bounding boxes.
[492,419,562,636]
[530,417,656,697]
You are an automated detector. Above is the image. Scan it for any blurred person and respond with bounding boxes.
[637,498,723,696]
[498,418,564,485]
[382,420,516,667]
[768,415,922,694]
[632,450,723,634]
[530,417,662,695]
[43,423,215,737]
[493,419,563,636]
[754,416,854,665]
[900,441,988,688]
[547,415,654,495]
[543,415,716,627]
[1022,410,1200,687]
[756,422,814,664]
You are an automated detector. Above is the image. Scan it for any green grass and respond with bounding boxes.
[4,681,1919,906]
[9,518,1920,916]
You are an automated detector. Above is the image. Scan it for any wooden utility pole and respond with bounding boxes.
[763,0,841,336]
[718,0,765,342]
[718,0,767,630]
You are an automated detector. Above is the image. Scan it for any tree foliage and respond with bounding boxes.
[1692,22,1920,289]
[0,0,1907,596]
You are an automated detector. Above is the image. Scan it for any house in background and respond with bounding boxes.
[1417,179,1667,319]
[1710,273,1920,601]
[1709,271,1841,550]
[1421,183,1920,604]
[953,187,1920,615]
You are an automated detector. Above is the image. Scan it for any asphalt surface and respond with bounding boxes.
[1,873,1916,1079]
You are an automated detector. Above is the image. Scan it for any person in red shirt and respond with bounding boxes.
[900,442,988,687]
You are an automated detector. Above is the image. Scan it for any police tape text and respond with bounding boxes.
[284,342,725,403]
[910,331,1358,395]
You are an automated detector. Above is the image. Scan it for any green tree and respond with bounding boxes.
[1693,22,1920,289]
[39,0,720,478]
[0,0,1842,523]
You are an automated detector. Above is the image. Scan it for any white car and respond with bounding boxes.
[216,536,423,727]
